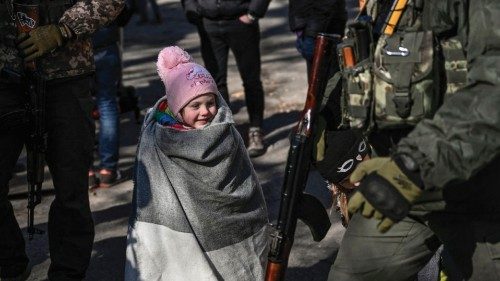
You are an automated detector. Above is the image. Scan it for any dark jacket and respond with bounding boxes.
[288,0,347,36]
[182,0,270,21]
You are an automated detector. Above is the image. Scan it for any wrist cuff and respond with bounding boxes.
[57,24,73,42]
[393,154,424,189]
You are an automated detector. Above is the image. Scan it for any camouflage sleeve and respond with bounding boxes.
[396,0,500,189]
[59,0,125,37]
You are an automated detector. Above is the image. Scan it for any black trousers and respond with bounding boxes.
[198,18,265,128]
[0,76,95,280]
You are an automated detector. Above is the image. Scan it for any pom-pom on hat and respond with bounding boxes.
[157,46,218,120]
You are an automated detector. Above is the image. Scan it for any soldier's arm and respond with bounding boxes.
[396,0,500,189]
[59,0,125,37]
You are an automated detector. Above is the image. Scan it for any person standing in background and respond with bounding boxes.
[288,0,347,80]
[89,0,135,188]
[181,0,270,157]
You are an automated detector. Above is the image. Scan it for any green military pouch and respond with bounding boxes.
[372,30,440,129]
[338,21,375,131]
[342,61,373,130]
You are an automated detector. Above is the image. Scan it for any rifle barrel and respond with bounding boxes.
[13,0,46,241]
[265,33,340,281]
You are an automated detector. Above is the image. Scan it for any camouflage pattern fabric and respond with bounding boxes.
[342,64,372,129]
[0,0,124,81]
[441,37,467,96]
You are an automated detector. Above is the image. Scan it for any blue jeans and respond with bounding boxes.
[296,34,316,74]
[94,44,120,170]
[296,34,315,61]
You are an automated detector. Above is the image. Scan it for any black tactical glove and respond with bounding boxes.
[348,154,424,233]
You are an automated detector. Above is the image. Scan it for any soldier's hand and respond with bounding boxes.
[347,156,423,233]
[16,24,68,62]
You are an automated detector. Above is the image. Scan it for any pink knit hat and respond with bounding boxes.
[157,46,218,120]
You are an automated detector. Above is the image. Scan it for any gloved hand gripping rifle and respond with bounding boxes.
[265,33,341,281]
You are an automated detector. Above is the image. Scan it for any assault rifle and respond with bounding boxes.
[13,0,47,240]
[24,68,47,240]
[265,33,340,281]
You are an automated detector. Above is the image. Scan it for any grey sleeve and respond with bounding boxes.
[397,84,500,189]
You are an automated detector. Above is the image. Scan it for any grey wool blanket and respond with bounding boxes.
[125,95,269,281]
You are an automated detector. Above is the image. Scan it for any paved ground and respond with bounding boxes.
[8,1,359,280]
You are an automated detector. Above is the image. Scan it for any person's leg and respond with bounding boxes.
[148,0,162,23]
[201,19,230,103]
[295,34,315,81]
[0,83,30,279]
[136,0,148,23]
[428,214,500,281]
[45,77,95,281]
[329,213,439,281]
[227,20,264,128]
[94,45,120,174]
[196,23,225,99]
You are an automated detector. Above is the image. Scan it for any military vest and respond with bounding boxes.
[338,0,467,131]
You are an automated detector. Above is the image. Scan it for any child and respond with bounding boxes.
[125,46,269,281]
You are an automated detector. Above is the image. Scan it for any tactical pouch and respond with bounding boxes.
[341,60,373,129]
[338,21,375,130]
[372,30,440,129]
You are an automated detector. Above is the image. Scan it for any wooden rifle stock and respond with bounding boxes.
[265,33,340,281]
[13,0,46,240]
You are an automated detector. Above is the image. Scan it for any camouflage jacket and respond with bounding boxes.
[396,0,500,213]
[0,0,124,81]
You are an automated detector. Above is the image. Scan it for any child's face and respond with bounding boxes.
[180,93,217,129]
